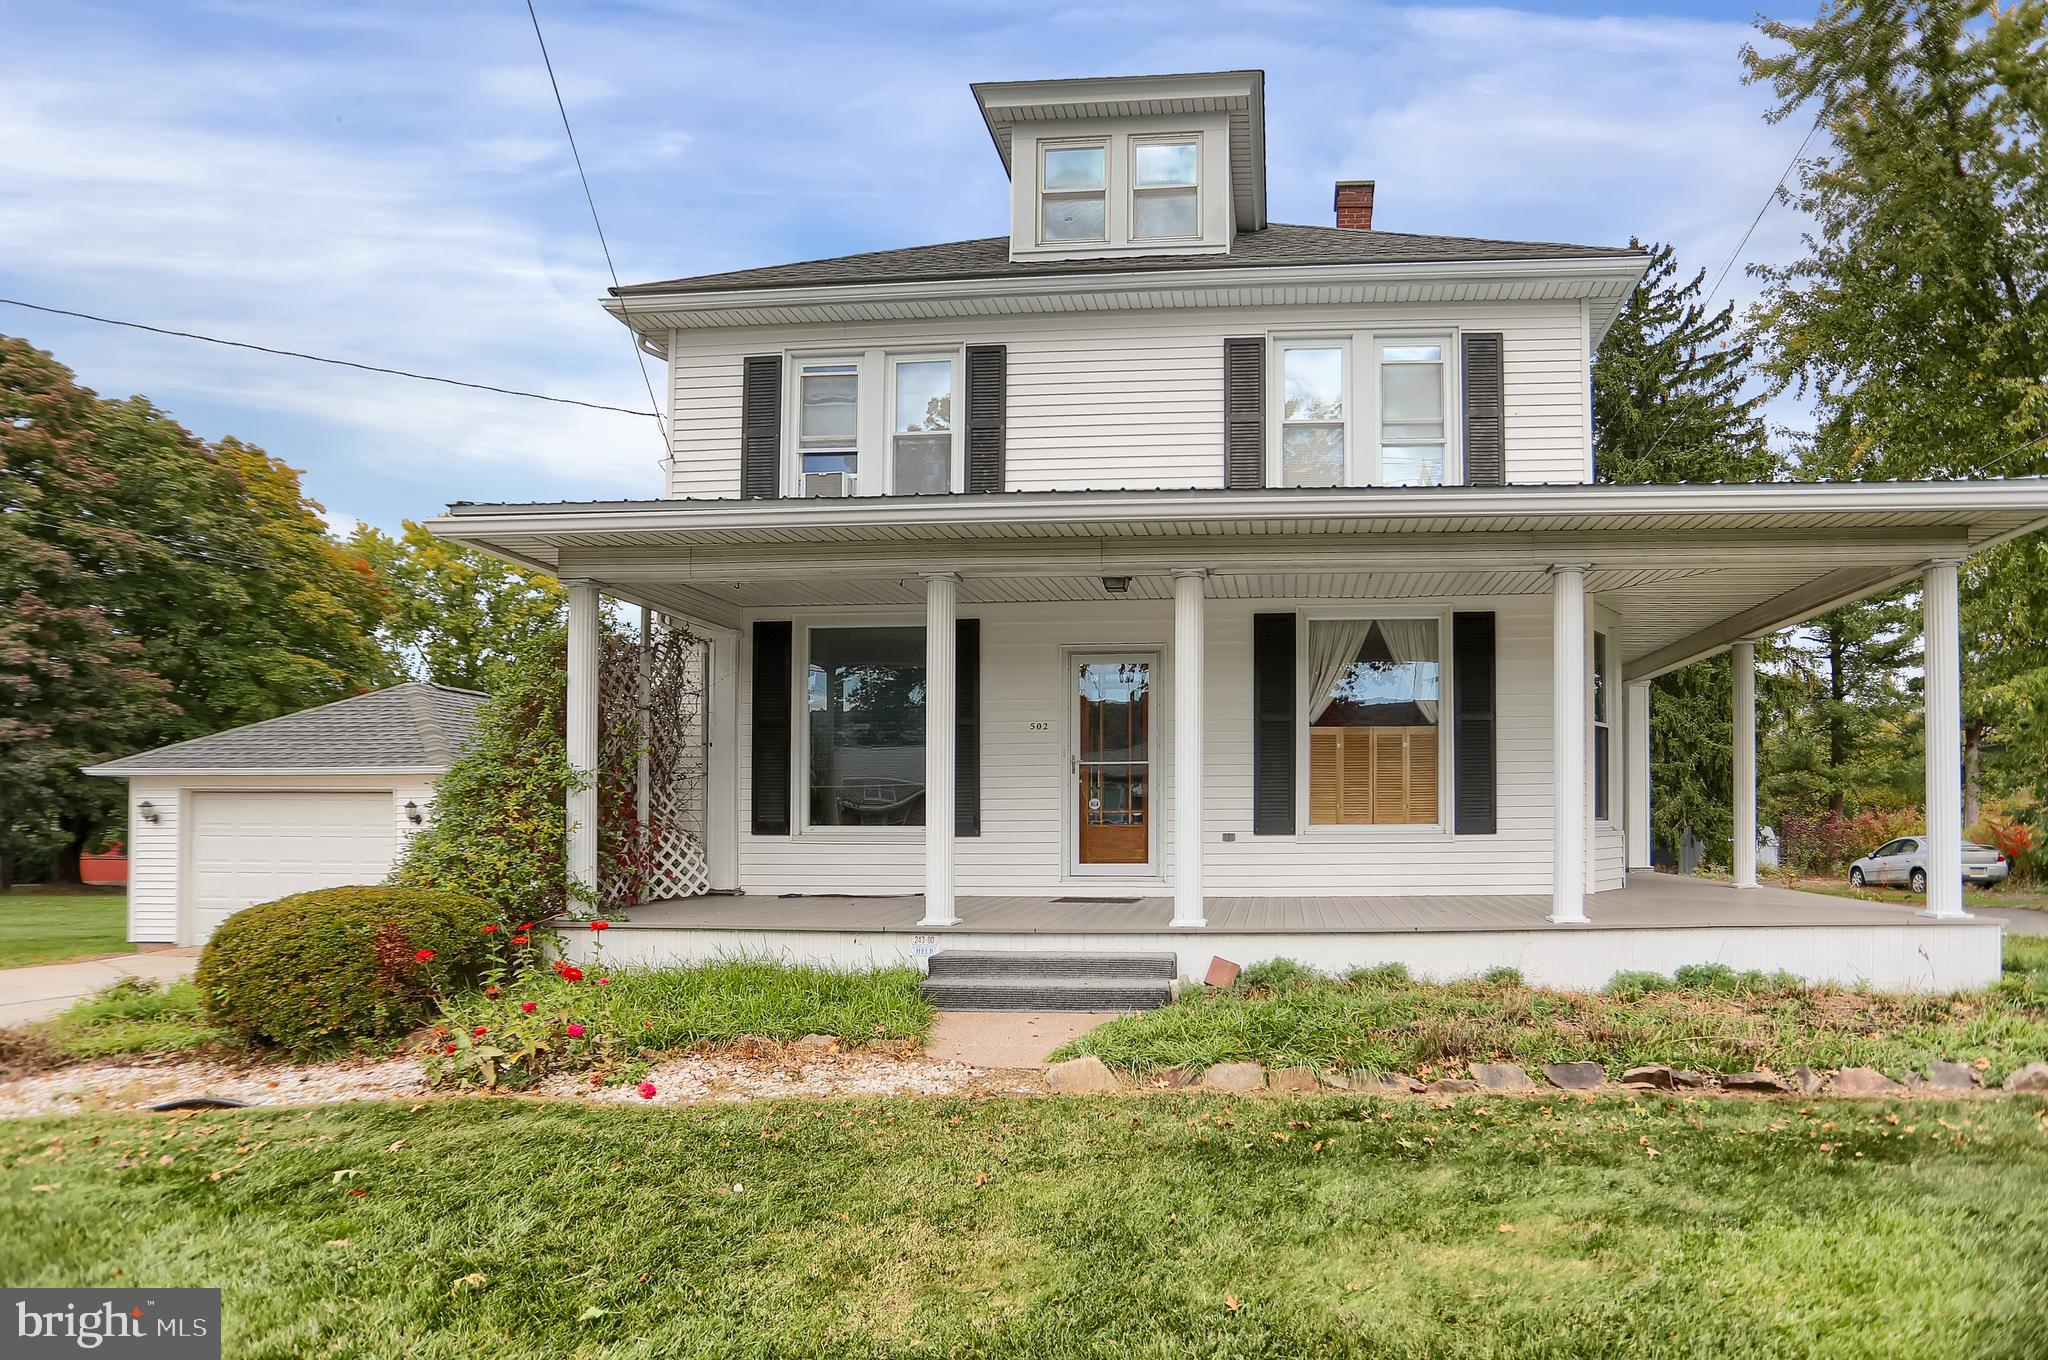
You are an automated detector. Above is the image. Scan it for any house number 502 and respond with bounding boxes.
[1028,722,1050,731]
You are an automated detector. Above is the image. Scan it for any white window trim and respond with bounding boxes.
[1266,330,1464,488]
[1127,131,1202,243]
[1592,627,1616,828]
[1036,137,1110,247]
[784,348,966,497]
[794,614,928,840]
[1293,606,1454,838]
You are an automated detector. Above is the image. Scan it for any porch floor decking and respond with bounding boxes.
[618,874,1988,935]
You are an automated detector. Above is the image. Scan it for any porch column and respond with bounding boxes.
[1550,563,1589,923]
[921,572,961,926]
[565,580,601,898]
[705,629,740,892]
[1625,680,1652,871]
[1921,558,1968,919]
[1171,569,1207,928]
[1732,639,1758,889]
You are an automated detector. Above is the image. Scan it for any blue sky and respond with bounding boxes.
[0,0,1819,534]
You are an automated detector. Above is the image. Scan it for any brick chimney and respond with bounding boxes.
[1334,179,1375,230]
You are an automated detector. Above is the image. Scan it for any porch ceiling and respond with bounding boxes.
[427,480,2048,677]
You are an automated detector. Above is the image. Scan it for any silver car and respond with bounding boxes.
[1848,836,2010,892]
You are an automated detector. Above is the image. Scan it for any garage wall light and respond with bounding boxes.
[404,800,423,825]
[138,801,159,824]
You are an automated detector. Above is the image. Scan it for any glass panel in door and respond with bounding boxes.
[1075,657,1152,869]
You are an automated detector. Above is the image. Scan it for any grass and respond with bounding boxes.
[1796,877,2048,912]
[0,889,128,967]
[34,978,232,1059]
[4,1094,2047,1357]
[1057,937,2048,1085]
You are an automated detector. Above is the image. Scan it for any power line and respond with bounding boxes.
[523,0,669,454]
[1704,112,1825,307]
[0,296,657,418]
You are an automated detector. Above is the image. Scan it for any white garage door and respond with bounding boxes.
[187,792,399,944]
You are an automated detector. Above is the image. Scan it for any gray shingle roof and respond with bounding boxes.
[611,223,1643,296]
[84,683,488,776]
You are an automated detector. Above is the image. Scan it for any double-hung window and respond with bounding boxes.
[796,358,859,494]
[1377,338,1451,487]
[1131,136,1198,240]
[1592,631,1611,821]
[889,355,955,495]
[1278,341,1348,487]
[1039,142,1107,243]
[1304,615,1443,826]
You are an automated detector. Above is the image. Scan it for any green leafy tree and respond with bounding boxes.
[1593,241,1780,859]
[1745,0,2048,821]
[349,520,564,692]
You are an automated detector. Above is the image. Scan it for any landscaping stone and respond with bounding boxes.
[1201,1062,1266,1093]
[1203,957,1241,989]
[1424,1078,1480,1095]
[1793,1065,1824,1095]
[1672,1070,1709,1089]
[1723,1071,1786,1093]
[1830,1067,1906,1097]
[2003,1061,2048,1093]
[1621,1064,1674,1088]
[1267,1065,1320,1094]
[1471,1062,1534,1091]
[1368,1072,1425,1093]
[792,1034,842,1056]
[1319,1069,1354,1090]
[1542,1062,1605,1091]
[1043,1055,1118,1094]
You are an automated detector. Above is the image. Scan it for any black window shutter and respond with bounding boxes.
[956,618,981,836]
[1452,611,1497,835]
[1251,611,1296,834]
[750,621,793,835]
[1461,333,1505,488]
[741,355,783,499]
[965,345,1006,493]
[1224,337,1266,489]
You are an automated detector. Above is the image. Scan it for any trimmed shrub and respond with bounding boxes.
[196,886,504,1053]
[1237,958,1326,994]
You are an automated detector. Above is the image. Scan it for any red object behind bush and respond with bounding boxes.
[80,845,128,885]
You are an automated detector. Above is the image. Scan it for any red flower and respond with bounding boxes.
[520,1001,537,1014]
[554,962,584,982]
[596,977,611,986]
[482,985,501,999]
[589,920,610,932]
[414,949,435,963]
[566,1023,586,1039]
[472,1026,488,1037]
[481,924,500,934]
[511,935,530,946]
[519,922,534,932]
[443,1044,457,1055]
[636,1081,657,1100]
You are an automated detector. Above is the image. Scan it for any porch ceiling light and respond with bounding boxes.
[1101,576,1131,595]
[138,801,159,824]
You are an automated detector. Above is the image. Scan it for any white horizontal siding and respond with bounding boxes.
[1594,825,1625,893]
[737,595,1567,898]
[666,299,1592,499]
[106,774,440,945]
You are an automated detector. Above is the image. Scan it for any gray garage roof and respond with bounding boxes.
[84,683,487,777]
[609,223,1645,296]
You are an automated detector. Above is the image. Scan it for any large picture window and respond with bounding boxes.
[1305,617,1441,826]
[807,626,925,827]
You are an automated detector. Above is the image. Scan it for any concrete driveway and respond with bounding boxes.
[0,950,201,1027]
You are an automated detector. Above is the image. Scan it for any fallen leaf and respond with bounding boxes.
[577,1306,610,1322]
[385,1140,405,1153]
[325,1238,351,1248]
[451,1273,488,1293]
[1497,1223,1517,1234]
[973,1172,991,1187]
[30,1184,59,1193]
[1225,1295,1243,1313]
[331,1169,358,1183]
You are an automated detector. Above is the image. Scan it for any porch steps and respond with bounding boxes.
[921,950,1175,1013]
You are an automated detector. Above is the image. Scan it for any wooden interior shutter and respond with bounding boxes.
[955,618,981,836]
[1251,611,1296,834]
[741,355,784,499]
[1224,337,1266,489]
[750,621,793,835]
[1452,611,1498,834]
[1460,333,1504,488]
[965,345,1006,493]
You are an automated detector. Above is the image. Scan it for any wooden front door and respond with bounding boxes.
[1073,654,1154,872]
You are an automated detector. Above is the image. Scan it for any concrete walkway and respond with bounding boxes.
[925,1011,1124,1068]
[0,950,201,1027]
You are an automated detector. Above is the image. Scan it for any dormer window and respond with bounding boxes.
[1132,136,1199,240]
[1039,142,1107,243]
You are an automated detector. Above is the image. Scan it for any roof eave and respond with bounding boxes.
[84,764,454,778]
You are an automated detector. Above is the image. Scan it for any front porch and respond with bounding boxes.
[564,874,2002,994]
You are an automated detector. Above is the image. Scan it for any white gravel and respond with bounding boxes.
[0,1050,1027,1118]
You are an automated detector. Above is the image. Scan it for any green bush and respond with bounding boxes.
[36,979,229,1059]
[1341,962,1411,986]
[196,886,505,1054]
[1604,969,1676,998]
[1237,958,1326,994]
[1480,966,1525,988]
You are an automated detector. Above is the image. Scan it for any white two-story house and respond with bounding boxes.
[432,71,2048,996]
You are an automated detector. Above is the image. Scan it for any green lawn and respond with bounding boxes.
[1057,938,2048,1084]
[0,890,129,967]
[5,1095,2047,1357]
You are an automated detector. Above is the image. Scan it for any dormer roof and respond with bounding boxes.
[971,70,1267,232]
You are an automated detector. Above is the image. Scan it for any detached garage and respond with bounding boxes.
[85,683,485,947]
